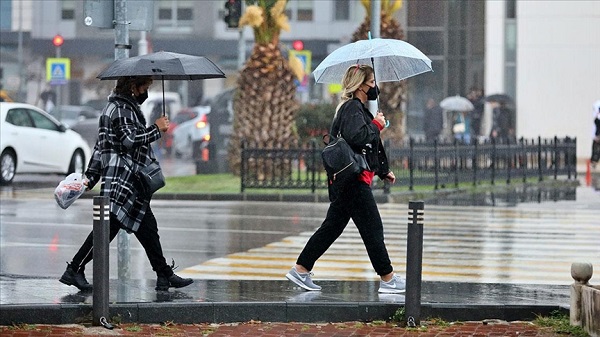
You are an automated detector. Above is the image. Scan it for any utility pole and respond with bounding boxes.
[238,27,245,70]
[369,0,381,113]
[139,31,148,55]
[17,1,24,102]
[370,0,381,38]
[114,0,131,281]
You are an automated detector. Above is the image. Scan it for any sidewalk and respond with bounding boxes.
[0,278,569,325]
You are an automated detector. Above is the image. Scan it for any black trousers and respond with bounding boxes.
[296,180,394,276]
[70,207,171,276]
[592,140,600,163]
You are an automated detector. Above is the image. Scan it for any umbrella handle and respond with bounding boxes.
[367,32,388,128]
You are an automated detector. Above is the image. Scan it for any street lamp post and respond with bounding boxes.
[114,0,132,281]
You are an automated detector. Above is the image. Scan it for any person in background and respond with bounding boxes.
[286,64,405,294]
[592,106,600,168]
[490,101,514,143]
[40,88,56,112]
[452,110,470,144]
[423,98,444,142]
[467,88,485,140]
[59,76,193,292]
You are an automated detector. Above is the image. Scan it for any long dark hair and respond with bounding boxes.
[113,76,152,96]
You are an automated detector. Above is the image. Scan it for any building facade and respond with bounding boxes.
[1,0,598,161]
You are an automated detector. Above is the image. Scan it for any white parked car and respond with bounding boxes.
[172,105,211,159]
[0,102,92,185]
[49,105,100,128]
[140,91,182,126]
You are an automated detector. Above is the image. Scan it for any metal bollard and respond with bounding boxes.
[92,196,112,329]
[405,201,424,326]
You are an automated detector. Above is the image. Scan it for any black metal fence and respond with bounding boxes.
[240,137,577,193]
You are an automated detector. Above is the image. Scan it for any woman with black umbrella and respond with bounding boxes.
[59,76,193,291]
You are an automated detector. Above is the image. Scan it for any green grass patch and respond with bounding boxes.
[533,310,589,337]
[160,173,330,196]
[161,174,241,193]
[124,325,142,332]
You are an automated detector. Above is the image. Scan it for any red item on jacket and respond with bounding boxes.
[359,170,375,185]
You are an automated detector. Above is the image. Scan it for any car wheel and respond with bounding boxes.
[0,149,17,185]
[68,150,85,174]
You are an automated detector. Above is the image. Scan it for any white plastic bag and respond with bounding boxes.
[54,173,86,209]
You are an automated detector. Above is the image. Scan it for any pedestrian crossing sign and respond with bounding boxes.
[46,58,71,85]
[289,50,311,92]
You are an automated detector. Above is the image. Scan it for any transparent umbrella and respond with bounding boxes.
[312,38,432,84]
[440,95,474,112]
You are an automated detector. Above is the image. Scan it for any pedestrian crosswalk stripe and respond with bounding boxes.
[179,204,599,285]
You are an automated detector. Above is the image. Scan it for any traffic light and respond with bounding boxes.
[52,34,64,47]
[292,40,304,51]
[224,0,242,28]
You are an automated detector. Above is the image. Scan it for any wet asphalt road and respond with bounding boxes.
[1,163,599,285]
[1,156,599,281]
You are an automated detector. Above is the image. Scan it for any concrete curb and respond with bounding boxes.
[0,301,568,325]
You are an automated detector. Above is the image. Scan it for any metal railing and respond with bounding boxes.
[240,136,577,193]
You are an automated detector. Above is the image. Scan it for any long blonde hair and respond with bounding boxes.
[335,64,374,115]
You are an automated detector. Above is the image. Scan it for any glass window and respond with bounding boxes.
[29,110,60,131]
[408,31,445,56]
[157,0,193,26]
[334,0,350,21]
[297,0,313,21]
[448,29,466,56]
[505,21,517,63]
[407,60,445,130]
[448,0,463,27]
[61,0,75,20]
[177,8,193,21]
[0,0,11,30]
[447,59,467,96]
[506,0,516,19]
[158,8,172,20]
[6,109,33,127]
[406,0,484,124]
[408,0,444,27]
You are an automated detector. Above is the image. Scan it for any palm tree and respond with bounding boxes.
[353,0,407,142]
[228,0,300,177]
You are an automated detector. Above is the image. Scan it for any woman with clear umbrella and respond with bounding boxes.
[286,65,404,294]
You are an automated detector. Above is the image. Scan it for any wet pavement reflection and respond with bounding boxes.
[0,171,598,312]
[0,277,569,307]
[424,184,578,207]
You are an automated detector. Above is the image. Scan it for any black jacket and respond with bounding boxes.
[330,98,390,179]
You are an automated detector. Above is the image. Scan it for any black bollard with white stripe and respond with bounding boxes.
[92,196,112,329]
[405,200,424,327]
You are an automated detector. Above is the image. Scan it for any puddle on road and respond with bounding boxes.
[424,184,577,207]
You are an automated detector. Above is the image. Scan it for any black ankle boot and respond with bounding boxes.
[155,260,193,291]
[155,273,194,291]
[59,263,93,291]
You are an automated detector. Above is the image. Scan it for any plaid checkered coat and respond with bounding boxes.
[85,94,162,232]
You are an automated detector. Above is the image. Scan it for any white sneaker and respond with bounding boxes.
[378,274,406,294]
[286,267,322,291]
